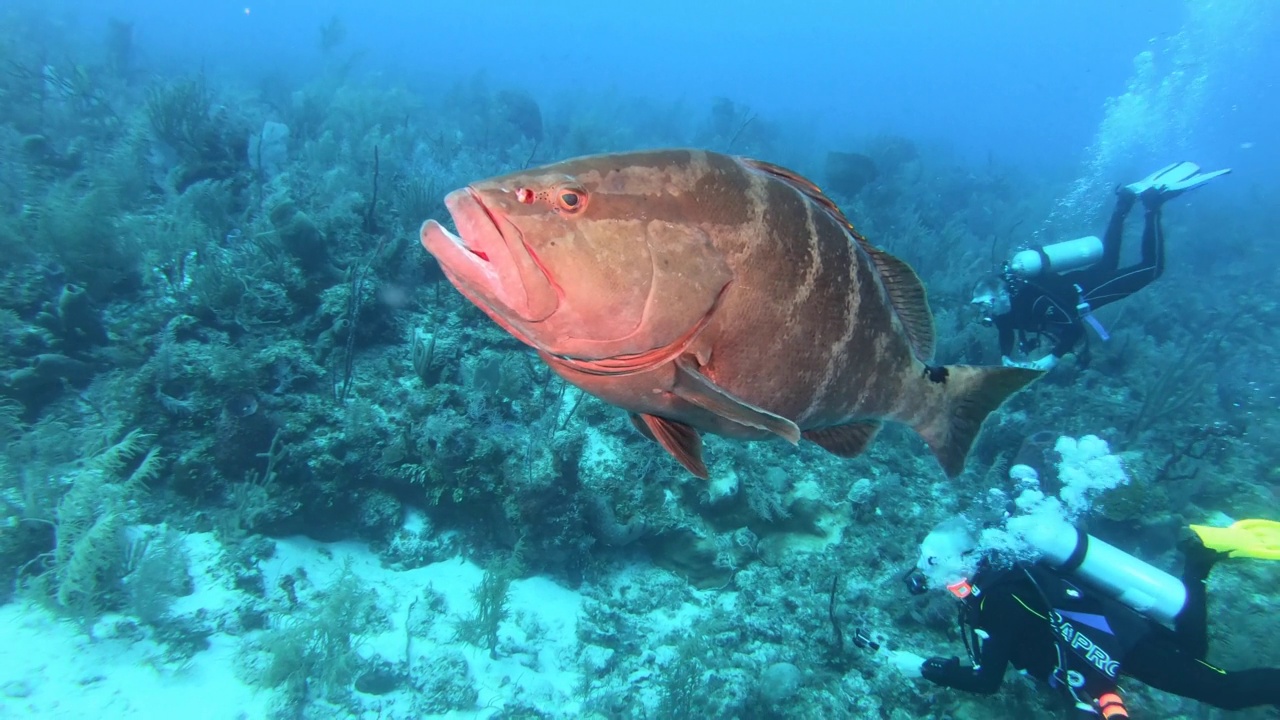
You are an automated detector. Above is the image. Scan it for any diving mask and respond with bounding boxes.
[970,287,1010,325]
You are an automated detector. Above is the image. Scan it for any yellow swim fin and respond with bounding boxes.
[1189,519,1280,560]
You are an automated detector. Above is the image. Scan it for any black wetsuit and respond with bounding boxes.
[994,193,1164,358]
[922,555,1280,715]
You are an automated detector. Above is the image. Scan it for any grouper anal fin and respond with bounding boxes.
[631,413,708,479]
[802,420,883,458]
[673,357,802,444]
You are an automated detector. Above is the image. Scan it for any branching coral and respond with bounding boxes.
[258,561,380,702]
[21,429,162,624]
[145,74,217,161]
[145,73,249,194]
[1126,329,1227,441]
[455,551,523,657]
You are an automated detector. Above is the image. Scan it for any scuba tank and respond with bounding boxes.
[1009,236,1104,278]
[1022,521,1187,625]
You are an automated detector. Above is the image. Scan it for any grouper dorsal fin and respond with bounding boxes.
[856,241,936,362]
[740,156,937,363]
[741,157,856,227]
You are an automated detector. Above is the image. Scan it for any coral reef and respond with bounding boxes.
[0,8,1276,719]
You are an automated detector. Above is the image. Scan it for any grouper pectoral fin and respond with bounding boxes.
[631,412,708,479]
[802,420,883,458]
[673,358,802,444]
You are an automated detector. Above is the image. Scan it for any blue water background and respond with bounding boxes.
[46,0,1280,187]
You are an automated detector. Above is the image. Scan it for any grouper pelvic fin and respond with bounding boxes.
[802,420,883,458]
[918,365,1043,478]
[674,357,802,444]
[629,413,708,479]
[740,157,936,361]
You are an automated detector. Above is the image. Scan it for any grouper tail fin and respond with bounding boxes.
[915,364,1043,478]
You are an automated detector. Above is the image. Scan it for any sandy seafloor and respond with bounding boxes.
[0,528,607,719]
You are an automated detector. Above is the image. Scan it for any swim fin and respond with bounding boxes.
[1124,162,1231,206]
[1188,519,1280,560]
[1124,162,1199,196]
[1160,166,1231,198]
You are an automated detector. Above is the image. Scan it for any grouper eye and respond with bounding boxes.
[555,187,587,214]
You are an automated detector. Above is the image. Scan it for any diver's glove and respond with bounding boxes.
[1001,356,1020,368]
[1029,354,1059,371]
[920,656,962,684]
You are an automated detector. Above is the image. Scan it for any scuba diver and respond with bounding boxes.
[910,518,1280,717]
[971,162,1231,371]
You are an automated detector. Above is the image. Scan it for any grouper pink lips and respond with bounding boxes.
[420,188,558,326]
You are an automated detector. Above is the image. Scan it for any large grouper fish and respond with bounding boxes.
[420,149,1041,479]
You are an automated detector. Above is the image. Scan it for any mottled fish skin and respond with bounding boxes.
[421,149,1040,478]
[682,151,908,428]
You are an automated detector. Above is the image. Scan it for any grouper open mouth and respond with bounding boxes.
[421,188,502,268]
[420,187,559,329]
